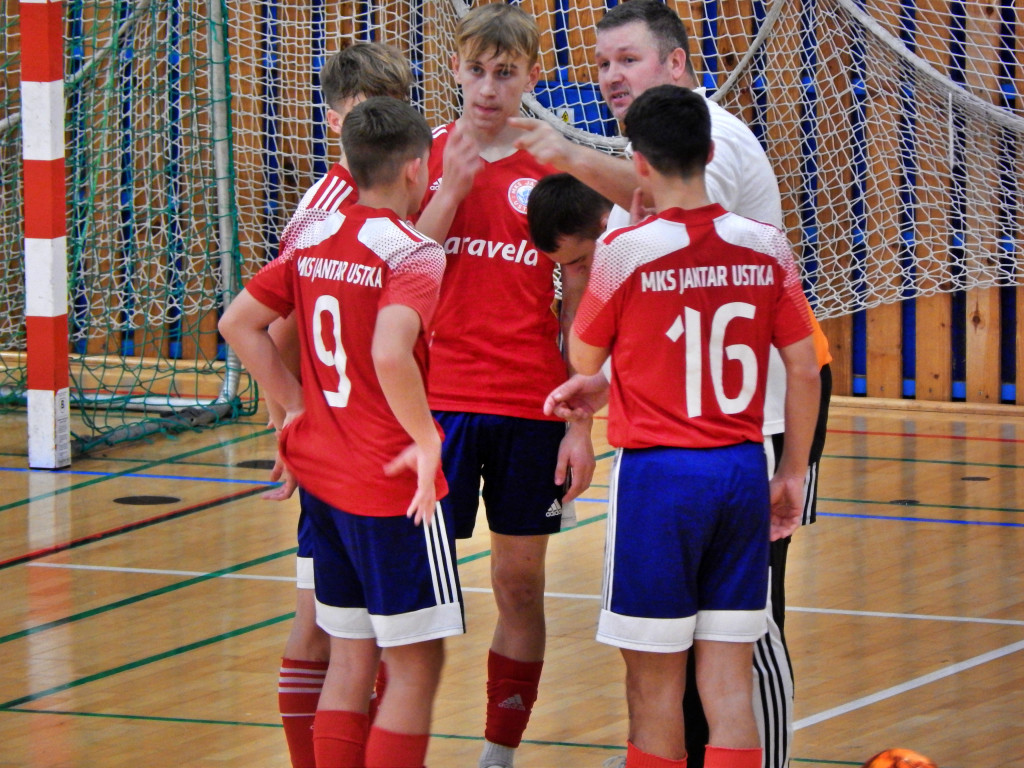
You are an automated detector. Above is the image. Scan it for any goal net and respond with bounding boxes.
[2,0,1021,454]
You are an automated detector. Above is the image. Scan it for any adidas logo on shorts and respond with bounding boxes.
[545,500,562,518]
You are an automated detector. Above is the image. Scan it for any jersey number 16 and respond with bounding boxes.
[669,302,757,418]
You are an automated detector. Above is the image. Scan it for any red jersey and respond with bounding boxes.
[420,123,565,420]
[575,204,812,450]
[246,203,448,516]
[277,162,360,262]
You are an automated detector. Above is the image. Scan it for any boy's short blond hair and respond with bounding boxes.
[454,3,539,67]
[319,42,412,109]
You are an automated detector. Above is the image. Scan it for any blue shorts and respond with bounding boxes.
[434,411,572,539]
[596,443,769,653]
[296,501,315,590]
[301,489,465,647]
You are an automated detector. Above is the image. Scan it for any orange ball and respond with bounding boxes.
[861,748,937,768]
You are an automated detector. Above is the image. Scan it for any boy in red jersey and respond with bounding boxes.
[220,97,462,768]
[263,43,414,768]
[568,86,820,768]
[415,6,596,767]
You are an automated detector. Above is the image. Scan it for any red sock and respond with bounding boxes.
[279,658,328,768]
[484,650,544,748]
[313,709,369,768]
[625,740,688,767]
[365,727,429,768]
[703,745,762,768]
[368,660,389,724]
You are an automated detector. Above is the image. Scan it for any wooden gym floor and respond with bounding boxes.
[0,398,1021,767]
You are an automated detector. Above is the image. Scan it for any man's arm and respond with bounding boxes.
[553,274,599,502]
[264,309,299,428]
[509,117,636,210]
[568,328,609,378]
[769,335,821,541]
[262,312,302,499]
[218,290,304,426]
[372,304,442,526]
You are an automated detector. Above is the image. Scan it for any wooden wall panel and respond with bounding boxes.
[961,1,1005,403]
[862,68,904,398]
[964,289,1001,403]
[820,316,852,396]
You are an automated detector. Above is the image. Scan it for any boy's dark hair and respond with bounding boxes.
[342,97,432,189]
[624,85,711,178]
[597,0,697,78]
[319,42,412,109]
[527,174,612,253]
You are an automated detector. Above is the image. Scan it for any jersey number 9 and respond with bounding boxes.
[312,294,351,408]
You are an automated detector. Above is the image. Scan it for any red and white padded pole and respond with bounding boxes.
[21,0,71,468]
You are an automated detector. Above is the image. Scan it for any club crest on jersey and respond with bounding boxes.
[507,178,536,214]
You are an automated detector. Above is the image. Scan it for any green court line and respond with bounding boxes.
[0,548,296,646]
[0,499,940,768]
[0,706,621,751]
[0,613,293,709]
[0,429,274,514]
[0,512,614,711]
[2,708,281,728]
[2,510,608,646]
[0,708,866,765]
[2,510,605,649]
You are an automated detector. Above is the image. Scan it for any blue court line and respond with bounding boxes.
[0,466,278,486]
[823,452,1024,471]
[819,496,1024,517]
[0,429,274,514]
[819,511,1024,528]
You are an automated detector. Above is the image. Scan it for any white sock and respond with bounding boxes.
[479,739,516,768]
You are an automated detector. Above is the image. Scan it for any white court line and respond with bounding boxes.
[27,563,1024,626]
[462,586,599,600]
[794,638,1024,729]
[789,604,1024,627]
[29,560,1024,730]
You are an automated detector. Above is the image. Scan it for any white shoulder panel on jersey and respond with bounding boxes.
[590,217,689,302]
[358,217,446,277]
[713,212,793,265]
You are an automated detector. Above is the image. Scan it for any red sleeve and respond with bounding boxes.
[245,255,295,318]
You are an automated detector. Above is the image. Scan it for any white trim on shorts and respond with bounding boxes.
[597,609,697,653]
[296,556,315,590]
[314,503,464,646]
[315,600,465,646]
[694,608,767,643]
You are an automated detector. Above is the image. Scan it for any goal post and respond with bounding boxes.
[12,0,258,460]
[21,0,70,469]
